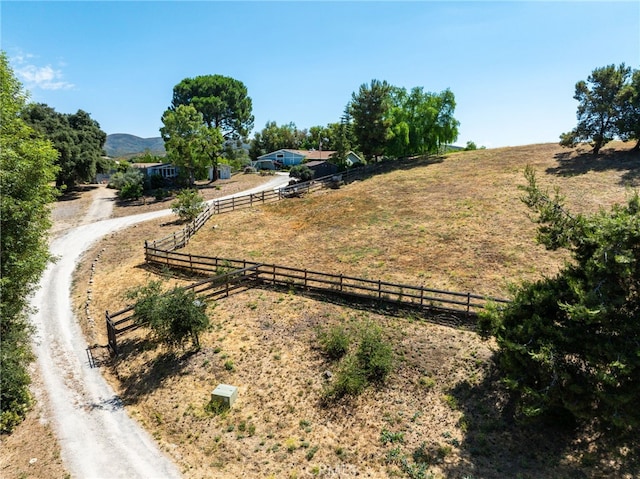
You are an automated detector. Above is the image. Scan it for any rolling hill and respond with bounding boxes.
[104,133,166,158]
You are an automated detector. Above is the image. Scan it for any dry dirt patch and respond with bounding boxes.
[74,143,638,478]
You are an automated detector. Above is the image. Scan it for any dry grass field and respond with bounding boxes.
[8,142,638,478]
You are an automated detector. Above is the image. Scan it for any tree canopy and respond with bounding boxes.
[349,79,393,161]
[479,167,640,430]
[127,281,211,350]
[160,104,223,185]
[386,86,459,158]
[0,52,59,432]
[171,74,254,141]
[349,79,459,161]
[21,103,106,189]
[560,63,639,154]
[249,121,306,159]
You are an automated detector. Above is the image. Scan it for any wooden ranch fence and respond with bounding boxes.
[149,162,387,253]
[106,265,263,355]
[143,247,510,319]
[107,159,510,355]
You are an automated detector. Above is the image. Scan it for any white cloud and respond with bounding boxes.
[12,54,74,91]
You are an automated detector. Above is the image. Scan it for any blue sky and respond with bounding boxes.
[2,1,638,148]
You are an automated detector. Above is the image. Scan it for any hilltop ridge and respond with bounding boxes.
[104,133,165,158]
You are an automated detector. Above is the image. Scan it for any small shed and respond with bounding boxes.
[305,160,339,178]
[210,164,232,180]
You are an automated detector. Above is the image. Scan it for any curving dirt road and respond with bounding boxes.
[30,175,290,478]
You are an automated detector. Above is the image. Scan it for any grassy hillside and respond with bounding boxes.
[104,133,165,158]
[79,142,639,479]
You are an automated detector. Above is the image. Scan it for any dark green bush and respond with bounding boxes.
[317,325,350,360]
[126,281,210,349]
[356,322,394,382]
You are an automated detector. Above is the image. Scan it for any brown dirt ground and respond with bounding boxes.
[8,144,639,479]
[78,142,639,478]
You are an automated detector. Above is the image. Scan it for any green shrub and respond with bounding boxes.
[356,322,394,382]
[325,355,367,399]
[317,325,350,360]
[289,164,314,182]
[480,168,640,430]
[171,188,205,223]
[119,181,143,200]
[126,280,210,349]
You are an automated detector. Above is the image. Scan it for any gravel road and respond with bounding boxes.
[29,174,290,478]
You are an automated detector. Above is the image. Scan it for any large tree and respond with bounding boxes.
[386,86,459,158]
[617,69,640,151]
[21,103,106,189]
[479,167,640,430]
[0,52,59,433]
[249,121,306,160]
[349,79,393,161]
[171,74,254,141]
[161,104,223,185]
[560,63,632,155]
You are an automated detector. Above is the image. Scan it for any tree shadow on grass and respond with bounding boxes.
[443,364,640,479]
[112,336,198,406]
[547,147,640,186]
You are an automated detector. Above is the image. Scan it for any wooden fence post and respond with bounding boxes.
[106,310,118,356]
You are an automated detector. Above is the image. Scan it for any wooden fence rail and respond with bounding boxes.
[105,265,263,355]
[143,246,510,318]
[106,159,510,355]
[148,162,387,253]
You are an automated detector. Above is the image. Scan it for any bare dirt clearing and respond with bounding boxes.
[75,143,640,478]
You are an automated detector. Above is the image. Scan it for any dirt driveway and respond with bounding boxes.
[20,175,289,478]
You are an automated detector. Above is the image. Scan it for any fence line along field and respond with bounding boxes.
[76,142,638,479]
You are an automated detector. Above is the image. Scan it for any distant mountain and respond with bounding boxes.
[105,134,166,158]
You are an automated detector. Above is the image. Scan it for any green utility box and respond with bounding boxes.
[211,384,238,408]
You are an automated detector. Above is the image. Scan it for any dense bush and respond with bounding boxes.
[320,320,395,400]
[356,322,394,382]
[479,167,640,430]
[108,168,144,200]
[171,188,205,223]
[289,164,314,182]
[317,325,350,360]
[126,281,211,349]
[119,181,143,200]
